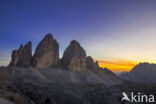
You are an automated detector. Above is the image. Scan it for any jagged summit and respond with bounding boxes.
[24,41,32,54]
[44,33,53,39]
[8,33,103,72]
[70,40,80,46]
[9,41,32,67]
[33,33,59,69]
[61,40,87,72]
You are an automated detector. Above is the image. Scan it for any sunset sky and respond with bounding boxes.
[0,0,156,72]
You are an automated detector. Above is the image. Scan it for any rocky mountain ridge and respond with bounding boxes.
[9,33,102,72]
[7,33,122,87]
[9,41,32,67]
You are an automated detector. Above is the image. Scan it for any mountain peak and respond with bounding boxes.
[61,40,86,72]
[33,34,59,69]
[70,40,80,46]
[44,33,53,39]
[9,41,32,67]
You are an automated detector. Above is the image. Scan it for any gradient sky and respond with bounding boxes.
[1,0,156,72]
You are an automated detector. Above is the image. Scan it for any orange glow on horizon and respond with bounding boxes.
[94,58,138,72]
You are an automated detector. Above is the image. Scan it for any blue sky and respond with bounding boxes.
[0,0,156,71]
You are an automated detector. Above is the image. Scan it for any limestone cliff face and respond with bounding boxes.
[9,41,32,67]
[33,34,59,69]
[61,40,86,72]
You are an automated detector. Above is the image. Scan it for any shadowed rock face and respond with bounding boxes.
[86,56,99,72]
[33,34,59,69]
[61,40,86,72]
[9,41,32,67]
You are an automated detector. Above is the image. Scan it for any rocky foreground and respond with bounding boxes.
[0,67,156,104]
[0,34,156,104]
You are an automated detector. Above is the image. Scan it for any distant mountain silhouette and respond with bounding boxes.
[120,62,156,84]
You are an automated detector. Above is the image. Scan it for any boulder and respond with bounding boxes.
[33,34,59,69]
[9,41,32,67]
[61,40,86,72]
